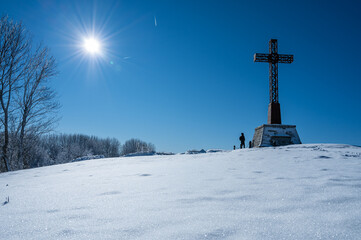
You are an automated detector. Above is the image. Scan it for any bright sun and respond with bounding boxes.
[83,38,101,54]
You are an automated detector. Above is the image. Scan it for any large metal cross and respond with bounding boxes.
[254,39,293,124]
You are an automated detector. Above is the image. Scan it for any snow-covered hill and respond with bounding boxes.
[1,144,361,240]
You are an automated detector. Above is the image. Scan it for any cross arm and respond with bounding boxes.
[278,54,294,63]
[254,53,269,62]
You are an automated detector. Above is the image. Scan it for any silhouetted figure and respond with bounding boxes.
[239,133,245,149]
[233,145,236,150]
[249,141,252,148]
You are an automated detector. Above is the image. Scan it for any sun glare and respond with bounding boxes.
[83,38,101,54]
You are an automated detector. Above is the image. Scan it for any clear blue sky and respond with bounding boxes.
[2,0,361,152]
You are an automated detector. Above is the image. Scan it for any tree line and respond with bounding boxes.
[1,132,156,170]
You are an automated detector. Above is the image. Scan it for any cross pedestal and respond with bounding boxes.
[251,39,301,147]
[252,124,301,147]
[268,102,281,125]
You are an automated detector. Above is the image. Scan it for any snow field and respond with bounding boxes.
[1,144,361,239]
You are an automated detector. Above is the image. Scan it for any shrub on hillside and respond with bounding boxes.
[121,139,155,156]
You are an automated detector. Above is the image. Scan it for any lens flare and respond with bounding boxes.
[83,38,101,54]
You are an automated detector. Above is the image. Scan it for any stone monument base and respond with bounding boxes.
[252,124,301,147]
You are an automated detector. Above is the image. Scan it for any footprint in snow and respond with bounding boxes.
[99,191,121,196]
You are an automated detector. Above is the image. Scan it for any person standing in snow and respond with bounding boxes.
[239,133,246,149]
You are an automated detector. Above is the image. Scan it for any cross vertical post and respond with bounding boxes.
[254,39,293,124]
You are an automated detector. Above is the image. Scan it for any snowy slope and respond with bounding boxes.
[1,144,361,240]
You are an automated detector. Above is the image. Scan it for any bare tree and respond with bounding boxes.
[0,16,29,171]
[16,46,59,168]
[0,16,59,171]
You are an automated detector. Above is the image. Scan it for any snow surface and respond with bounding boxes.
[1,144,361,239]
